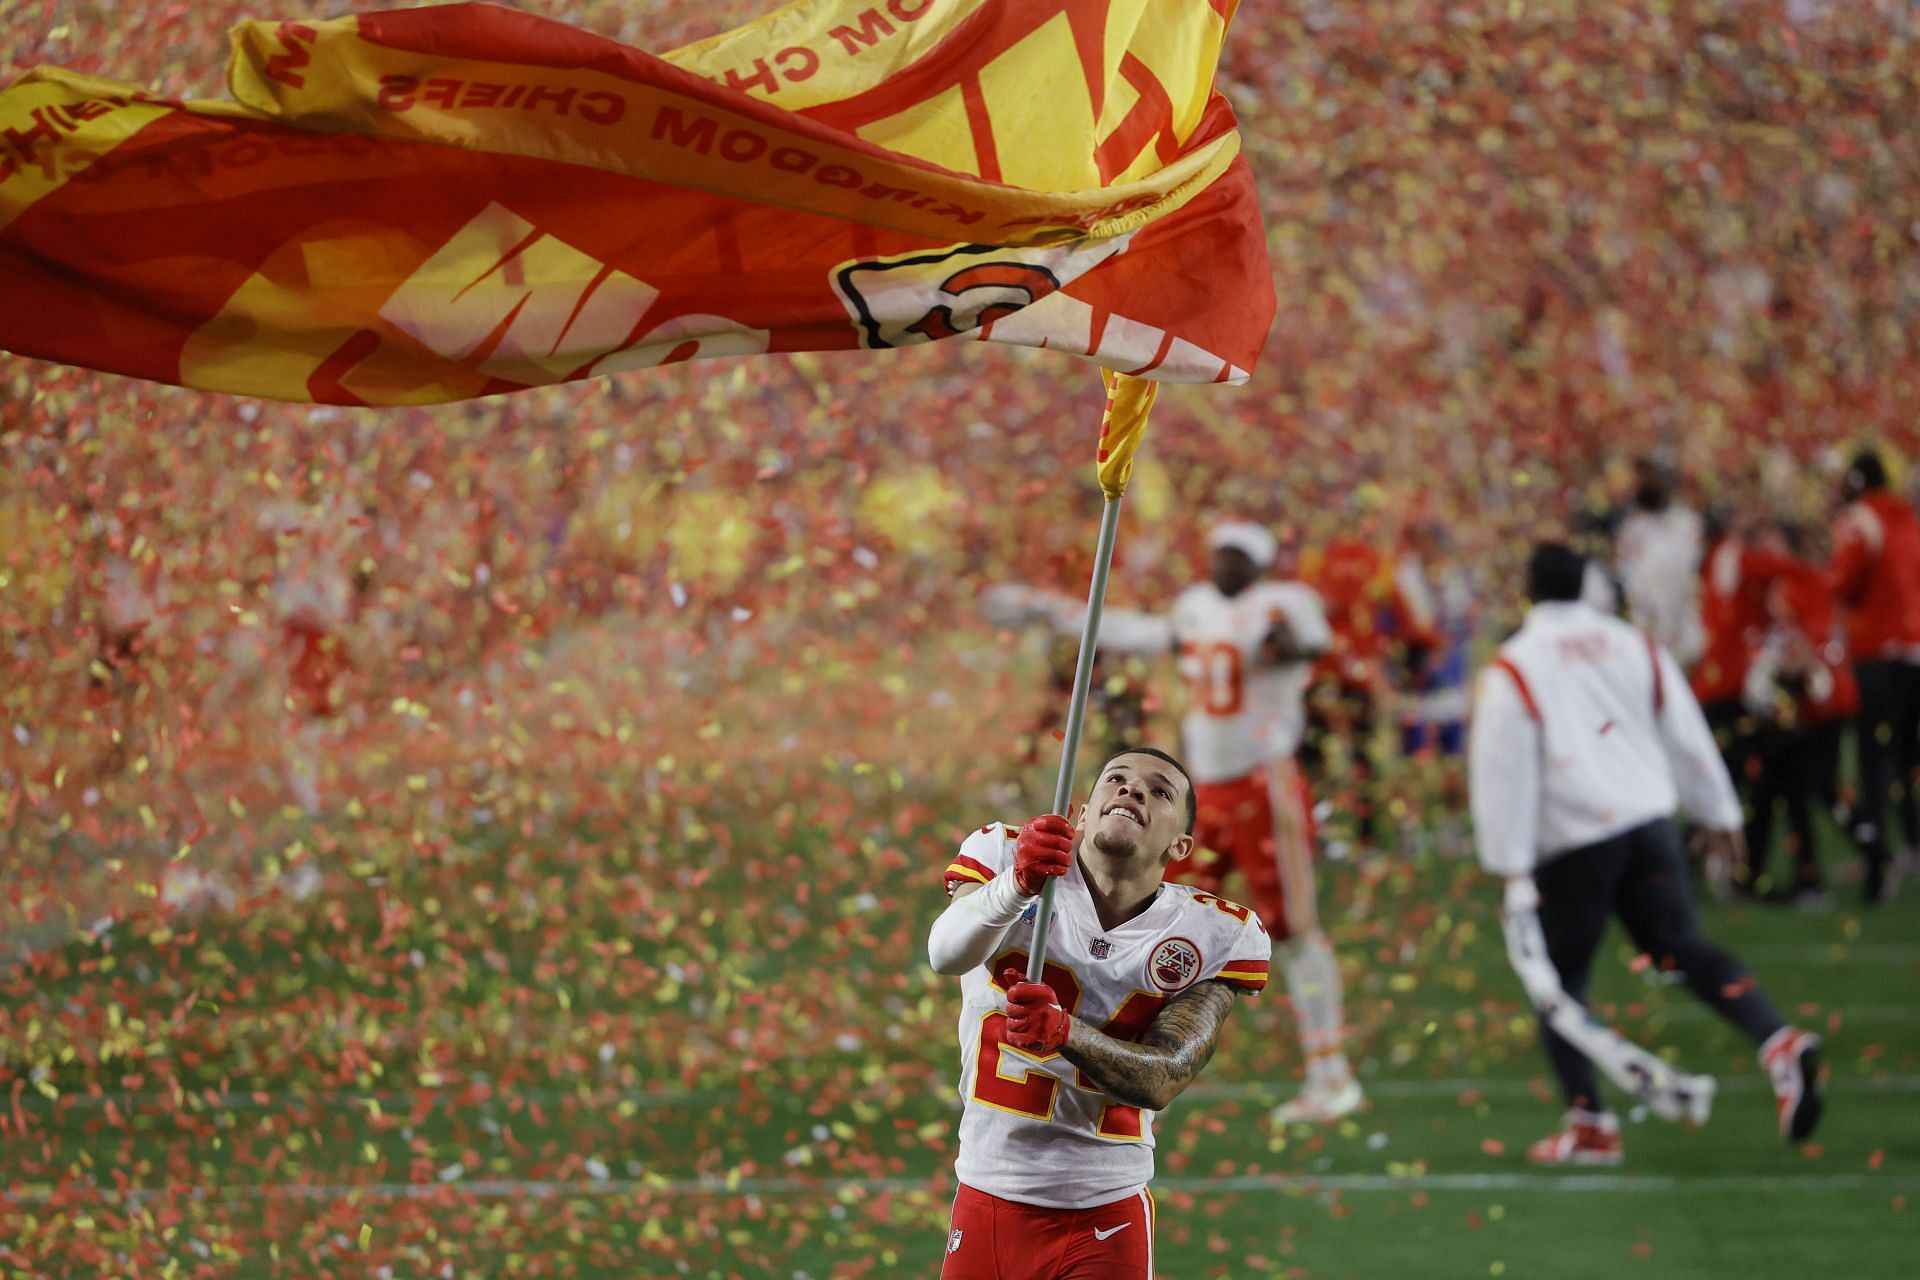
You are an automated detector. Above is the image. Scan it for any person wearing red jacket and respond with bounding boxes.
[1300,530,1431,854]
[1826,450,1920,903]
[1742,522,1860,905]
[1693,521,1803,893]
[1694,524,1791,756]
[1694,527,1792,720]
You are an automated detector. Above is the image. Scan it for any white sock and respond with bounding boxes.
[1282,932,1351,1087]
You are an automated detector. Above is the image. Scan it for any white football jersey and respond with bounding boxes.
[941,824,1270,1210]
[1170,580,1330,783]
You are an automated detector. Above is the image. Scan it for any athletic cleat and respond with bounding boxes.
[1271,1078,1365,1126]
[1761,1028,1824,1142]
[1527,1110,1624,1166]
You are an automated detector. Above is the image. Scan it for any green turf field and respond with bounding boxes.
[2,814,1914,1279]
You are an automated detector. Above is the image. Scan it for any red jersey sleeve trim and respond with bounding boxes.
[941,854,997,894]
[1491,657,1541,722]
[1215,961,1269,992]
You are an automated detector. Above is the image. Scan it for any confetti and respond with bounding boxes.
[2,2,1917,1277]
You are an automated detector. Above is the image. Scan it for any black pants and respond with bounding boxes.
[1850,659,1919,889]
[1745,720,1833,893]
[1701,697,1759,796]
[1533,818,1786,1111]
[1808,716,1847,820]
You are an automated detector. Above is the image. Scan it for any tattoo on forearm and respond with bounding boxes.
[1061,981,1239,1111]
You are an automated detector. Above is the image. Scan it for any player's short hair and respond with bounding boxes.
[1526,541,1587,604]
[1103,745,1197,834]
[1847,449,1888,495]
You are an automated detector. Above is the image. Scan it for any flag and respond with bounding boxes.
[1096,370,1157,500]
[0,1,1273,405]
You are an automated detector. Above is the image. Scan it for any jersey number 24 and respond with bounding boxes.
[973,950,1166,1140]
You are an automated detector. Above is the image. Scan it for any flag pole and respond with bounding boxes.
[1026,492,1124,980]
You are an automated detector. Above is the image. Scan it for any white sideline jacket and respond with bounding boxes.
[1468,600,1742,878]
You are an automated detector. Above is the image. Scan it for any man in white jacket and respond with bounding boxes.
[1469,543,1823,1164]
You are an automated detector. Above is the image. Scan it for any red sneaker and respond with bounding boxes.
[1760,1028,1824,1142]
[1527,1110,1624,1166]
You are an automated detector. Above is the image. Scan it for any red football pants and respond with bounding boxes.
[939,1183,1154,1279]
[1171,757,1318,941]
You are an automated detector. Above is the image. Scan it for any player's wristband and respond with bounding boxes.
[974,868,1037,920]
[927,867,1033,974]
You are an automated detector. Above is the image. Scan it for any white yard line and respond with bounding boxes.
[5,1170,1915,1208]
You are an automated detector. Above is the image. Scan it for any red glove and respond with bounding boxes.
[1013,814,1074,896]
[1001,971,1072,1055]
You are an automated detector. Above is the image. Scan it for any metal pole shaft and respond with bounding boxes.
[1027,494,1124,980]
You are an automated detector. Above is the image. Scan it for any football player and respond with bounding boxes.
[929,748,1269,1278]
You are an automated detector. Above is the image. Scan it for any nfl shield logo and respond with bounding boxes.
[1089,938,1113,959]
[948,1228,964,1255]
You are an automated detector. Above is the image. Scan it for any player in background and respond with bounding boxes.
[1614,456,1707,667]
[1392,520,1476,859]
[928,748,1269,1279]
[1469,543,1823,1164]
[1825,449,1920,903]
[1394,519,1474,760]
[983,521,1362,1123]
[1297,522,1404,856]
[1741,521,1857,905]
[1691,513,1805,894]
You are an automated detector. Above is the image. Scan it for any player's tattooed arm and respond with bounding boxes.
[1060,980,1240,1111]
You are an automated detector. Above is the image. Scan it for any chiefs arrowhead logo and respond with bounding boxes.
[1148,937,1202,992]
[831,238,1128,351]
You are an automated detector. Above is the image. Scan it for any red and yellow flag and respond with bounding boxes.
[1096,370,1158,500]
[0,1,1273,405]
